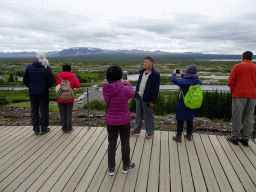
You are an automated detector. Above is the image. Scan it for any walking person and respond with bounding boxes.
[130,56,160,139]
[56,64,81,133]
[103,66,135,176]
[228,51,256,146]
[23,52,54,135]
[172,65,202,142]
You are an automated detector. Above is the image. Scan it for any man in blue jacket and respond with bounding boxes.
[23,53,54,135]
[130,56,160,139]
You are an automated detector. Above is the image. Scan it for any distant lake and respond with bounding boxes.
[208,59,256,62]
[128,74,229,81]
[98,85,230,92]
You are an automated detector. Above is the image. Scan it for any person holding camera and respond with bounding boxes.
[228,51,256,146]
[172,64,202,142]
[102,66,135,176]
[130,56,160,139]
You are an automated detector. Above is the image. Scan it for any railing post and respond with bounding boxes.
[87,88,90,129]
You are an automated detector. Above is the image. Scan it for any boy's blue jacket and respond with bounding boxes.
[134,66,160,104]
[23,60,54,95]
[172,73,202,121]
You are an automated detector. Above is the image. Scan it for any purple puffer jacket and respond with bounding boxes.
[103,80,135,125]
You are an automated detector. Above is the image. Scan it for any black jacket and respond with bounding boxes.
[23,60,54,95]
[134,66,160,104]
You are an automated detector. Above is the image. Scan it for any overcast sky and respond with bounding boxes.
[0,0,256,54]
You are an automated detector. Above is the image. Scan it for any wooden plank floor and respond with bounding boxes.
[0,126,256,192]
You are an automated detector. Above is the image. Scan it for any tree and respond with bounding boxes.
[8,74,14,82]
[154,93,166,116]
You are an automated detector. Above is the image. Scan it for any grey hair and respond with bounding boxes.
[36,52,49,68]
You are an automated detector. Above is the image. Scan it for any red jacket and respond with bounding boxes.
[56,72,81,102]
[228,60,256,99]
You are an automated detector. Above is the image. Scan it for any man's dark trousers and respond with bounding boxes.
[30,94,49,132]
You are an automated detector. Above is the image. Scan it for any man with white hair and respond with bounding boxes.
[23,52,54,135]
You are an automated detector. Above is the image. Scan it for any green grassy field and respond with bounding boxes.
[0,59,235,86]
[0,88,85,109]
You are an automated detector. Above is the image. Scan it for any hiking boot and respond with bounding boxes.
[227,136,238,145]
[173,136,181,143]
[130,132,139,136]
[239,139,249,146]
[41,128,50,135]
[146,134,153,139]
[184,134,192,141]
[109,168,115,176]
[122,163,135,174]
[34,131,40,135]
[64,128,73,133]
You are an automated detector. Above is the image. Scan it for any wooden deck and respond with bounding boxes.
[0,126,256,192]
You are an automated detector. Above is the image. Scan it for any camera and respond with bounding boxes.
[122,71,128,80]
[146,102,151,107]
[176,70,180,73]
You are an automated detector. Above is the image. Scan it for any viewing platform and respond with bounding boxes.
[0,126,256,192]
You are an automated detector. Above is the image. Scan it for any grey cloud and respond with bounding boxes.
[1,1,256,54]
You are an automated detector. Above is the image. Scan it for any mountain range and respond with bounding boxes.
[0,47,241,60]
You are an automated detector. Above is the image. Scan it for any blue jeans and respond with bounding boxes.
[176,120,193,137]
[132,97,154,135]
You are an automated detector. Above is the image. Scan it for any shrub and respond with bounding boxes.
[128,98,136,112]
[8,74,14,82]
[49,97,57,101]
[0,97,10,107]
[165,95,177,114]
[83,103,88,109]
[153,93,166,116]
[12,99,30,103]
[89,99,106,110]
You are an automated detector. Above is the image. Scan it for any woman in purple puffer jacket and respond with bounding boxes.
[103,66,135,176]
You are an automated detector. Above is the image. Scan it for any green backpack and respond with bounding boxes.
[178,85,203,109]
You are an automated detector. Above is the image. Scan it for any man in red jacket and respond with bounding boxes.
[228,51,256,146]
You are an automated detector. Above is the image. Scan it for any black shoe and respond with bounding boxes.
[41,128,50,135]
[34,131,40,135]
[109,168,115,176]
[184,134,192,141]
[173,136,182,143]
[227,136,238,145]
[122,163,135,174]
[239,139,249,146]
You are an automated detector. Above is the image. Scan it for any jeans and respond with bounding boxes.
[58,101,74,131]
[30,94,49,132]
[132,97,154,135]
[231,98,256,140]
[107,123,131,168]
[176,120,193,137]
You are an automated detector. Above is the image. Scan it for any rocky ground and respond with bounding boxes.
[0,106,245,136]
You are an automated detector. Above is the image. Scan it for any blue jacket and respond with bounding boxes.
[23,60,54,95]
[135,66,160,104]
[172,73,202,121]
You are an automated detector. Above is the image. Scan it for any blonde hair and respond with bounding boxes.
[36,52,49,68]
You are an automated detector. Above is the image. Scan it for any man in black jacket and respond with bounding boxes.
[23,53,54,135]
[130,56,160,139]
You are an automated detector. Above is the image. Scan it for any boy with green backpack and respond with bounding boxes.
[171,64,202,142]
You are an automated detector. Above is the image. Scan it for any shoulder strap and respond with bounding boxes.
[106,97,113,112]
[178,88,185,99]
[106,87,122,112]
